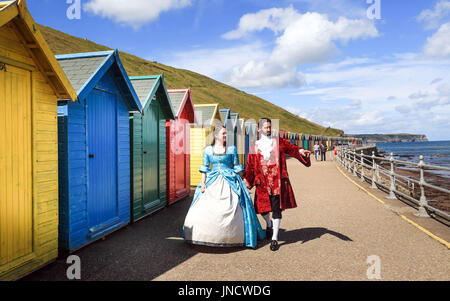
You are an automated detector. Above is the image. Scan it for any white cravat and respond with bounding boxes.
[256,134,274,161]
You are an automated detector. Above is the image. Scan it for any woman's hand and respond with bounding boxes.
[201,182,206,193]
[200,173,207,193]
[243,178,251,190]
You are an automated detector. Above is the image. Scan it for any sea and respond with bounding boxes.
[376,141,450,178]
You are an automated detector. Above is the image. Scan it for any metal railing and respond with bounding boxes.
[337,146,450,224]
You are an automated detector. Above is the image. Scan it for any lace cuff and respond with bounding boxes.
[199,165,211,173]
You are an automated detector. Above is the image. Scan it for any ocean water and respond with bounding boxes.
[376,141,450,177]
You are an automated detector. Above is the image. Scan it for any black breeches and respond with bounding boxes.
[261,195,282,220]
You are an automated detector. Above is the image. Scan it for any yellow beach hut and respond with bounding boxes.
[190,104,222,186]
[0,0,77,280]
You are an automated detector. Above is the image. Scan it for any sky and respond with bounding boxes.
[30,0,450,140]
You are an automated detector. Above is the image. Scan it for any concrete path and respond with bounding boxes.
[24,157,449,281]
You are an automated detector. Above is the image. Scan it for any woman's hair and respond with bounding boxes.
[211,124,226,146]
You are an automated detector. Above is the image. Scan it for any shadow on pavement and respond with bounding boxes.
[22,192,207,281]
[277,227,353,248]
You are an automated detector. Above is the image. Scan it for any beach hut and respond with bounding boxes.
[166,89,196,205]
[232,114,240,144]
[219,108,231,127]
[129,75,175,221]
[190,104,222,186]
[244,121,257,168]
[226,112,239,147]
[0,0,78,280]
[56,50,142,251]
[290,133,295,145]
[237,119,246,166]
[273,128,279,138]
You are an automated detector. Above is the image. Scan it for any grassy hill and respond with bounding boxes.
[39,25,344,136]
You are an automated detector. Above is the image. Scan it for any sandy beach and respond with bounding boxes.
[376,151,450,214]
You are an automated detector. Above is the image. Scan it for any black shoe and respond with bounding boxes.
[270,240,279,251]
[266,227,272,240]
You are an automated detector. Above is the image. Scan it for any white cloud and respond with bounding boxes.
[222,6,300,39]
[423,22,450,58]
[417,0,450,30]
[430,78,443,84]
[83,0,193,29]
[287,54,450,139]
[270,14,378,65]
[223,8,378,89]
[311,57,375,72]
[226,60,307,89]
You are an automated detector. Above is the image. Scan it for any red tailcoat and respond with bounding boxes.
[244,138,311,214]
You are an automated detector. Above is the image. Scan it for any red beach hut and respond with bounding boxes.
[166,89,197,205]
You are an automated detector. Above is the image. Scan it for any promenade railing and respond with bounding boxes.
[337,146,450,224]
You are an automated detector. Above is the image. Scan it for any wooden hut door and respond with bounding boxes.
[0,65,34,271]
[87,89,118,233]
[175,121,186,195]
[142,101,160,209]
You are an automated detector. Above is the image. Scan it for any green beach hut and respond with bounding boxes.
[129,75,175,221]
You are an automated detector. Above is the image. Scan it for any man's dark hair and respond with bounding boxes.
[258,118,272,128]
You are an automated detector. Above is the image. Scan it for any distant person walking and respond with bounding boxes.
[314,142,320,161]
[320,142,327,161]
[333,144,338,161]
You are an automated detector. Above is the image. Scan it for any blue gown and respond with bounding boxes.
[182,145,265,249]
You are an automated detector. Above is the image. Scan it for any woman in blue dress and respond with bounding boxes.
[183,125,266,249]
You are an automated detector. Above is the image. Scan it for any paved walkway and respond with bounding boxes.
[24,157,449,281]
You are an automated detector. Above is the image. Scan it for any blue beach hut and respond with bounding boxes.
[56,50,142,252]
[229,112,240,147]
[244,121,257,168]
[219,108,231,127]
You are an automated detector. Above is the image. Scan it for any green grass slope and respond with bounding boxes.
[40,25,343,136]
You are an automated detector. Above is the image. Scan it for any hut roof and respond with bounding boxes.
[219,109,231,126]
[167,89,198,123]
[237,118,245,134]
[0,0,77,101]
[56,50,142,111]
[129,74,175,120]
[230,113,240,129]
[194,104,221,127]
[245,121,257,136]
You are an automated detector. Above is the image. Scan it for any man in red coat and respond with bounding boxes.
[243,118,311,251]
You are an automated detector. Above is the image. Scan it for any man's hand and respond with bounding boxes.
[300,149,311,158]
